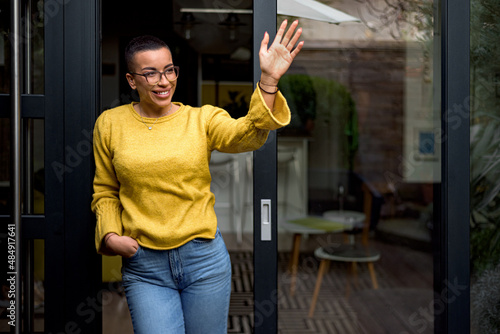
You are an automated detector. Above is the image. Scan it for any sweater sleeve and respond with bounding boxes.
[91,112,123,255]
[207,86,291,153]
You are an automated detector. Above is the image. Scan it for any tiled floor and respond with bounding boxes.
[0,232,434,333]
[98,236,433,334]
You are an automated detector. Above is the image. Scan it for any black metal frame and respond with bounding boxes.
[61,1,102,332]
[2,0,102,332]
[253,1,278,333]
[435,0,470,332]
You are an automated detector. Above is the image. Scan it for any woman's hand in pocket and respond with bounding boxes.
[105,234,139,258]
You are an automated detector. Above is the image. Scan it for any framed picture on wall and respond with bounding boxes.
[201,81,253,119]
[415,128,439,161]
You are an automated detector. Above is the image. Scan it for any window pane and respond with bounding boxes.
[0,239,45,332]
[470,0,500,332]
[101,1,254,332]
[29,0,45,94]
[33,119,44,214]
[0,119,8,214]
[0,0,45,94]
[0,0,10,93]
[277,1,438,332]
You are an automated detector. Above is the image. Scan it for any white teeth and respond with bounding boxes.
[155,91,168,95]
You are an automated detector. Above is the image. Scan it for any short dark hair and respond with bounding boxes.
[125,35,170,72]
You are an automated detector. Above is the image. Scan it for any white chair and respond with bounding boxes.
[241,146,305,230]
[210,152,242,243]
[277,146,303,220]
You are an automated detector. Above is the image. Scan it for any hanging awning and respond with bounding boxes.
[278,0,360,24]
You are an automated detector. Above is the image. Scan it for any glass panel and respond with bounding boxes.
[101,1,254,332]
[0,119,9,214]
[277,1,439,332]
[33,119,44,214]
[28,0,45,94]
[0,0,45,94]
[0,0,10,94]
[470,0,500,332]
[0,118,44,333]
[33,239,45,331]
[0,239,45,332]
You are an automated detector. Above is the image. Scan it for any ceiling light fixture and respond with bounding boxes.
[175,12,198,40]
[219,13,245,41]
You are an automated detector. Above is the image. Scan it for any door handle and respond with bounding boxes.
[261,199,271,241]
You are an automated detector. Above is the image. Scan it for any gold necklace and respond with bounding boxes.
[138,104,173,130]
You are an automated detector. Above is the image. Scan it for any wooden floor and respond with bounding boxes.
[0,238,434,333]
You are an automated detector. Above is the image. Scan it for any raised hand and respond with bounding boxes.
[259,20,304,85]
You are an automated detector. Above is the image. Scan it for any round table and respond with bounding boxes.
[281,211,365,296]
[322,210,366,229]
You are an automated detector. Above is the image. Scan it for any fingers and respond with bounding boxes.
[260,31,270,54]
[281,20,300,49]
[274,19,288,44]
[290,41,305,59]
[288,26,303,51]
[274,20,302,53]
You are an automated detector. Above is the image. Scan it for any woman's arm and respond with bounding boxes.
[206,20,303,153]
[91,113,138,256]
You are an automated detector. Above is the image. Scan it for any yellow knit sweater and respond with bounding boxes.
[91,87,290,254]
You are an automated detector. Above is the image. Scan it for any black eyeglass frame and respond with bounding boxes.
[129,66,180,85]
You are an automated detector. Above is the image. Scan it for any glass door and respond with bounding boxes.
[100,1,279,333]
[1,0,102,332]
[1,0,50,332]
[272,0,465,333]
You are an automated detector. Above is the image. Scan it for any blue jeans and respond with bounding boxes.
[121,229,232,334]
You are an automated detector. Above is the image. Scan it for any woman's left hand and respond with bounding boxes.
[259,19,304,85]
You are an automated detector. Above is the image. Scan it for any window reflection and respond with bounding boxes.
[0,119,44,215]
[470,0,500,332]
[0,0,10,94]
[0,0,45,94]
[29,0,45,94]
[277,1,437,332]
[33,119,44,214]
[0,119,9,215]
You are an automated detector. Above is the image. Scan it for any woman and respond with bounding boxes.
[91,20,303,333]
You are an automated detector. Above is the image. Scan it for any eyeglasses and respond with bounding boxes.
[130,66,180,85]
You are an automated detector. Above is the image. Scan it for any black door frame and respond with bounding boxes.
[2,0,471,332]
[2,0,102,332]
[253,1,278,333]
[436,0,470,332]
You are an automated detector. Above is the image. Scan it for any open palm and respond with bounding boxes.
[259,20,304,85]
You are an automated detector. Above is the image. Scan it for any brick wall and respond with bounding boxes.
[288,40,406,192]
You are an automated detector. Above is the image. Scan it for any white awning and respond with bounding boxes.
[278,0,360,24]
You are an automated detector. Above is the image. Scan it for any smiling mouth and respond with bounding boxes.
[153,90,169,96]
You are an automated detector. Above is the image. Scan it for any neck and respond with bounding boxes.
[137,102,173,118]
